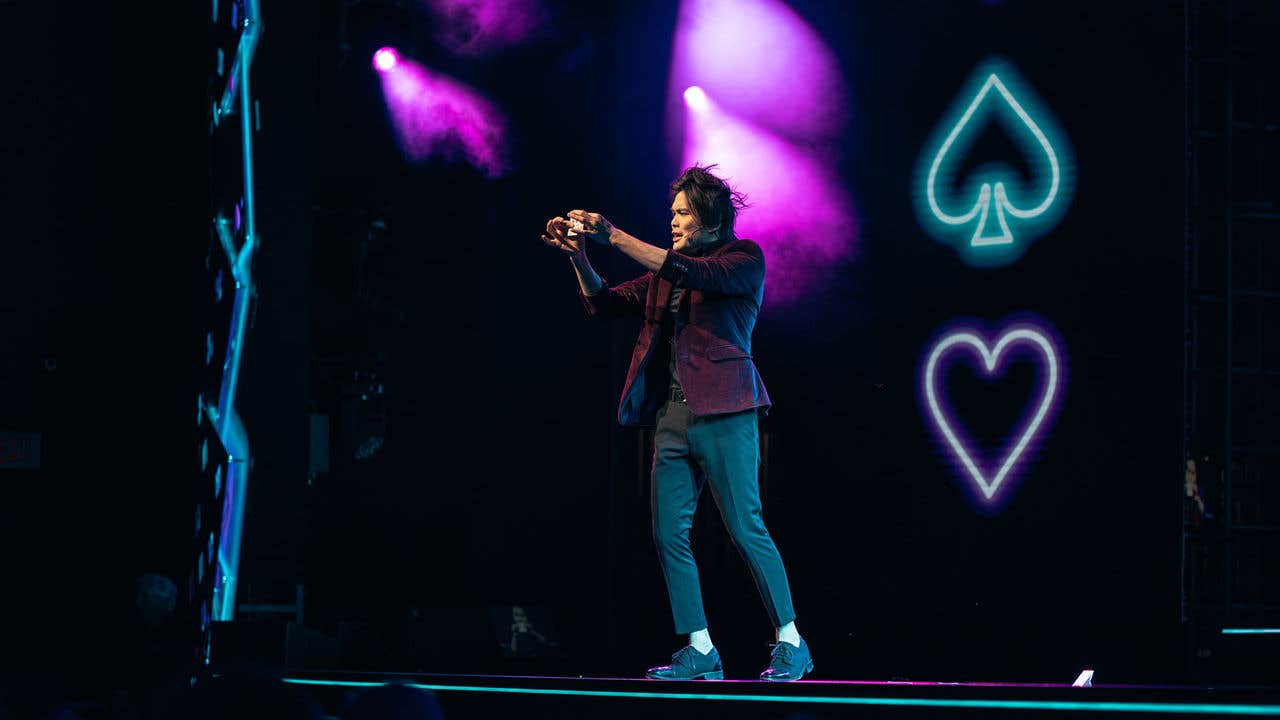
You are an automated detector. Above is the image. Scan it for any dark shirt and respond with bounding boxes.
[581,234,771,424]
[667,289,684,391]
[665,241,715,392]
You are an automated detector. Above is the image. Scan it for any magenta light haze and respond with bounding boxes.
[668,0,848,140]
[424,0,549,56]
[682,96,855,304]
[379,58,510,178]
[669,0,856,304]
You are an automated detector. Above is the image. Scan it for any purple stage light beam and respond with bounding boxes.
[669,0,856,305]
[423,0,550,57]
[378,58,510,178]
[682,91,856,304]
[920,319,1066,508]
[668,0,847,141]
[373,47,400,72]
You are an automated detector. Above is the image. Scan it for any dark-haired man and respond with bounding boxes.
[541,165,812,682]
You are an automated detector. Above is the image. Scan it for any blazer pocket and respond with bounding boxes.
[706,344,751,361]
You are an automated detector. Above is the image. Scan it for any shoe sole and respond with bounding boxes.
[646,670,725,680]
[760,660,814,682]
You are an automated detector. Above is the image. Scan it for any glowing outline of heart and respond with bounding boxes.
[924,328,1060,501]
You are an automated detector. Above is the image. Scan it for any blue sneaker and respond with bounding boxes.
[759,637,813,681]
[646,646,724,680]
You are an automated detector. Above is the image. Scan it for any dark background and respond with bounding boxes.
[0,0,1186,686]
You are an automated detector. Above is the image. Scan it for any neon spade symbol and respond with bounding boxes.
[920,319,1066,509]
[914,58,1074,267]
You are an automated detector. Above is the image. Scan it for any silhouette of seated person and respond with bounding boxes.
[509,606,548,658]
[1184,457,1213,529]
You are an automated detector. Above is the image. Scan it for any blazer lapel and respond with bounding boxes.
[650,274,673,323]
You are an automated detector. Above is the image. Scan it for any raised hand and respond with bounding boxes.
[541,216,584,256]
[566,210,615,246]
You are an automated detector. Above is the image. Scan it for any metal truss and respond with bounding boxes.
[1183,0,1280,675]
[197,0,263,649]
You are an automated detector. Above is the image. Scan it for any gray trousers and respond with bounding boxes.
[651,397,797,634]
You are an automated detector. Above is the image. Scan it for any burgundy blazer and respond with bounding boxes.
[581,238,772,426]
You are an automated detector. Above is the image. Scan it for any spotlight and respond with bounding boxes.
[683,85,708,110]
[373,47,400,72]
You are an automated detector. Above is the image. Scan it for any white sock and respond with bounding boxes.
[690,628,714,654]
[776,621,800,647]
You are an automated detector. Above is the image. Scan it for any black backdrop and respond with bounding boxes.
[0,0,1185,685]
[285,0,1184,680]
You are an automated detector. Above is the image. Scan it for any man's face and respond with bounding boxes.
[671,190,715,253]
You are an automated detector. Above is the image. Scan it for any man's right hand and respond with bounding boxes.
[542,216,585,258]
[545,215,605,296]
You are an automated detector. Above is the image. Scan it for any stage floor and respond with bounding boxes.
[280,671,1280,718]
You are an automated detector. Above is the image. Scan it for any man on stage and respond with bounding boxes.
[541,165,812,682]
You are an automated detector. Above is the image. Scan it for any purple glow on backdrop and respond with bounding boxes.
[668,0,847,140]
[919,319,1067,510]
[379,59,510,178]
[372,47,400,72]
[669,0,856,304]
[424,0,549,56]
[683,94,856,304]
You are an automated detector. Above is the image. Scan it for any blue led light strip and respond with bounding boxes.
[210,0,262,622]
[280,679,1280,715]
[1222,628,1280,635]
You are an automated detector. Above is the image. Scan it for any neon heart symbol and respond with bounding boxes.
[923,326,1062,502]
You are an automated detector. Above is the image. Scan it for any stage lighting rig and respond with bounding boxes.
[373,46,401,72]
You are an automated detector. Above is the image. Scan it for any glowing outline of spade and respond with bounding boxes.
[925,71,1061,248]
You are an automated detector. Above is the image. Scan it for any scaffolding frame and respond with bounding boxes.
[1183,0,1280,674]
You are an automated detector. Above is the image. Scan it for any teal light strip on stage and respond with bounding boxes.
[1222,628,1280,635]
[281,679,1280,715]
